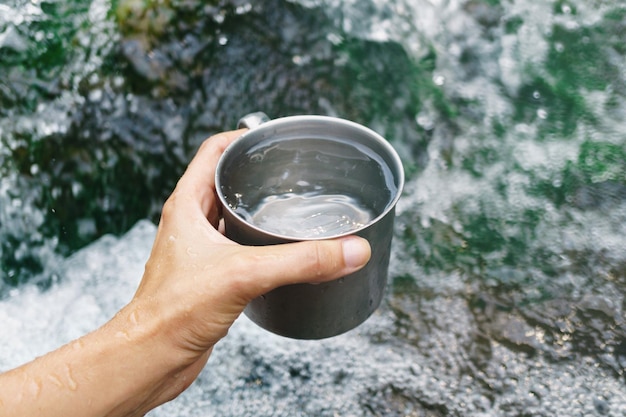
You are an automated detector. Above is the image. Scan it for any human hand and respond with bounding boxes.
[125,129,372,408]
[0,130,371,417]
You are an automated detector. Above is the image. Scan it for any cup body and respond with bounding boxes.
[216,114,404,339]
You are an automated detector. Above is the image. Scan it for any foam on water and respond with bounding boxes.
[0,221,149,369]
[1,221,625,416]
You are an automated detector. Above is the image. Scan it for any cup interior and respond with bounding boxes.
[216,117,403,239]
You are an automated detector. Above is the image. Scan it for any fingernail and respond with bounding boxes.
[342,237,371,268]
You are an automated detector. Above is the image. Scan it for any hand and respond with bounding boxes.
[128,129,372,402]
[0,130,372,417]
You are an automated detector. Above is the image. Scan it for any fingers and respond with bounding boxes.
[180,130,244,191]
[224,236,371,301]
[175,129,246,219]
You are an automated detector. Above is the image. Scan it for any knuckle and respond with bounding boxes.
[219,252,264,299]
[308,241,333,276]
[206,133,232,152]
[160,190,185,223]
[160,195,178,221]
[197,136,213,152]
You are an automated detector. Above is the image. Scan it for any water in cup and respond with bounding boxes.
[220,137,397,239]
[239,191,375,238]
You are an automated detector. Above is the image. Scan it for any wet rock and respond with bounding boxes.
[2,220,626,416]
[1,0,431,276]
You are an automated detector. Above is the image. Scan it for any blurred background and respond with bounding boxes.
[1,0,625,415]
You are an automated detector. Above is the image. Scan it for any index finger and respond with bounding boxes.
[175,129,246,218]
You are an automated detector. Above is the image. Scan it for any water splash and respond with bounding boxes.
[1,0,430,286]
[0,221,624,415]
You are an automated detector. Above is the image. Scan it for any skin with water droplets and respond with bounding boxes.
[65,364,77,391]
[115,330,132,341]
[47,374,63,388]
[129,310,139,325]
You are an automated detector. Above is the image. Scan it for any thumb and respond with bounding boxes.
[228,236,371,301]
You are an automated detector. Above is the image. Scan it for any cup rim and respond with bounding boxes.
[215,115,405,241]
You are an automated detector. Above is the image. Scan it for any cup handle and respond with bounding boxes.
[237,112,271,129]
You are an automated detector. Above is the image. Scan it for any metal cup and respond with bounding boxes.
[215,112,404,339]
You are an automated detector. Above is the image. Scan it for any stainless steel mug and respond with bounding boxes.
[215,112,404,339]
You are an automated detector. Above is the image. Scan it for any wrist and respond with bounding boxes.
[75,300,189,416]
[0,299,193,417]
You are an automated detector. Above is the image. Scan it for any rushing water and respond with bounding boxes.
[1,0,626,415]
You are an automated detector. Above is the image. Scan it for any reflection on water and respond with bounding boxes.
[243,192,375,238]
[1,0,625,415]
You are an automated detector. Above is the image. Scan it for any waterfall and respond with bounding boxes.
[1,0,625,415]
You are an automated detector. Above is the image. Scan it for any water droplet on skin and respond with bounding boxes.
[71,339,84,350]
[25,376,42,398]
[116,330,131,341]
[33,381,42,398]
[47,374,63,388]
[65,364,78,391]
[129,310,139,325]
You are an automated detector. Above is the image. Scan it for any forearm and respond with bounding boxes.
[0,130,372,416]
[0,300,198,417]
